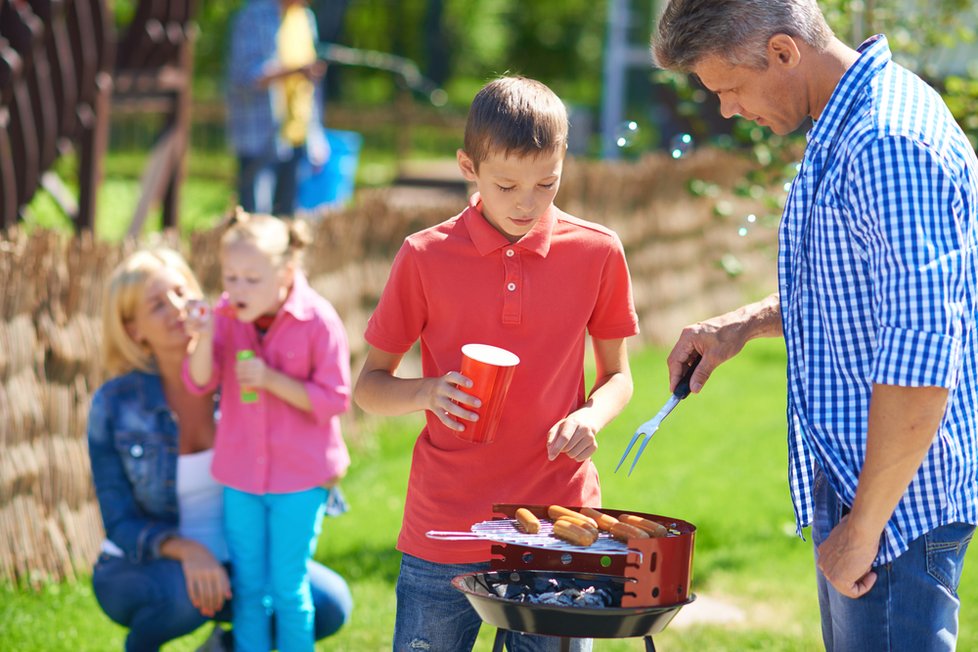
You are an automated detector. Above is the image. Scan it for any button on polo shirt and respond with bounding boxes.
[365,193,639,563]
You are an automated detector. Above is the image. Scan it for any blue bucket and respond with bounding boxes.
[297,129,363,211]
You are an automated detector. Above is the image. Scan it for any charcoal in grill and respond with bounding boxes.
[482,572,624,608]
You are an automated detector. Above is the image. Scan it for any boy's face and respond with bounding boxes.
[457,147,564,242]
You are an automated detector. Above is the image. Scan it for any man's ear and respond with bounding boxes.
[457,149,478,181]
[768,33,801,68]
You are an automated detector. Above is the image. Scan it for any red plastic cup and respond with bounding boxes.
[456,343,520,444]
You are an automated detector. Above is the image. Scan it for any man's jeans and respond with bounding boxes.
[812,467,973,651]
[393,553,592,651]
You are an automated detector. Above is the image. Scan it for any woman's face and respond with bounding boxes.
[127,266,195,356]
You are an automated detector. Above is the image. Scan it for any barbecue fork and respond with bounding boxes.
[615,355,700,476]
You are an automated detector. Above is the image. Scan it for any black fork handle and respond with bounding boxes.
[673,353,702,400]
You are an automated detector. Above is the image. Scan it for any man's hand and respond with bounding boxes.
[666,293,782,394]
[816,515,880,598]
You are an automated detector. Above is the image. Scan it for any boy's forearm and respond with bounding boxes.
[354,370,432,416]
[582,370,634,432]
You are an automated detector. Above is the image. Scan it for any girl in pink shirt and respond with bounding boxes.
[185,209,351,652]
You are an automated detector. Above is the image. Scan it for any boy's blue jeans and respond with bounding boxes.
[224,486,327,652]
[393,553,593,652]
[812,467,973,651]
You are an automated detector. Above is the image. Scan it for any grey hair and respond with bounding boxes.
[652,0,834,72]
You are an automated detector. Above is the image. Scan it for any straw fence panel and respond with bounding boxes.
[0,149,782,587]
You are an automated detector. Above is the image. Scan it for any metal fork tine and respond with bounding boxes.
[614,430,644,473]
[627,430,657,476]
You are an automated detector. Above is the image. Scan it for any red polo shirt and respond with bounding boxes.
[365,194,639,563]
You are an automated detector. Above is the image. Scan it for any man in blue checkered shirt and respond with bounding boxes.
[653,1,978,649]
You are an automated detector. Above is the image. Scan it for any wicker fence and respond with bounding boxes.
[0,148,781,587]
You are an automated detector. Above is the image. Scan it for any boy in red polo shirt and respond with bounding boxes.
[354,76,638,651]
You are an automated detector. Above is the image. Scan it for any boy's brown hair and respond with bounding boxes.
[462,76,568,170]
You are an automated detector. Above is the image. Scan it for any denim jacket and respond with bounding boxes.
[87,371,213,564]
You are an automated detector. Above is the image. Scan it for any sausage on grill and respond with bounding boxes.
[547,505,598,529]
[515,508,541,534]
[610,521,650,541]
[580,507,620,532]
[619,513,670,538]
[553,518,598,546]
[555,515,599,539]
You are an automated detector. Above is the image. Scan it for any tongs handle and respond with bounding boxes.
[672,353,702,400]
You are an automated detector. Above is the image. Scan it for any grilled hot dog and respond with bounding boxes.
[610,521,650,541]
[556,515,599,539]
[618,513,670,538]
[547,505,598,529]
[580,507,620,532]
[515,508,541,534]
[553,518,598,546]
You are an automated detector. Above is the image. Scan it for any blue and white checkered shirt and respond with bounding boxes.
[225,0,323,158]
[778,35,978,564]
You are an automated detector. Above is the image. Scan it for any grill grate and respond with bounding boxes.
[427,518,632,555]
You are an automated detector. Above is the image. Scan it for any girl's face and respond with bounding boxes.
[220,241,293,322]
[127,266,194,356]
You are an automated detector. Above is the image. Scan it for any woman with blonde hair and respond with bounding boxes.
[88,248,352,652]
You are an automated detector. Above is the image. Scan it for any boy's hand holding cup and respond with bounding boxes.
[454,343,520,444]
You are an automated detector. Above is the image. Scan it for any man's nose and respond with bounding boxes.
[719,96,741,120]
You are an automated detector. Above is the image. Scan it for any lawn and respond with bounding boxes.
[3,339,977,650]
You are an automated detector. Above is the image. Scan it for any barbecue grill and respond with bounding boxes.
[435,504,696,651]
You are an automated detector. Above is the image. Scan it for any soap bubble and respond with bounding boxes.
[616,121,639,148]
[737,213,757,237]
[669,133,694,159]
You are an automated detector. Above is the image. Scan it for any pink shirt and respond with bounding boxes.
[365,194,639,563]
[184,271,351,494]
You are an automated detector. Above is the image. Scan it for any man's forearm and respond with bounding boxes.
[848,384,948,542]
[737,292,783,340]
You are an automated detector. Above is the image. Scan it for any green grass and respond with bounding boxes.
[3,340,977,650]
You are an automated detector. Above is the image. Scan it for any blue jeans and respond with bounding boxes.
[92,554,351,652]
[237,146,302,216]
[812,467,974,651]
[393,553,592,652]
[224,486,328,652]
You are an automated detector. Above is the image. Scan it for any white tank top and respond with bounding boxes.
[177,449,229,562]
[101,449,228,561]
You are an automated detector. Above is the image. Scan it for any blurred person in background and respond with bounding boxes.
[88,249,352,652]
[226,0,329,217]
[652,1,978,650]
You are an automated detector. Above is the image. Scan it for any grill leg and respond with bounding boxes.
[560,638,571,652]
[492,629,506,652]
[644,635,656,652]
